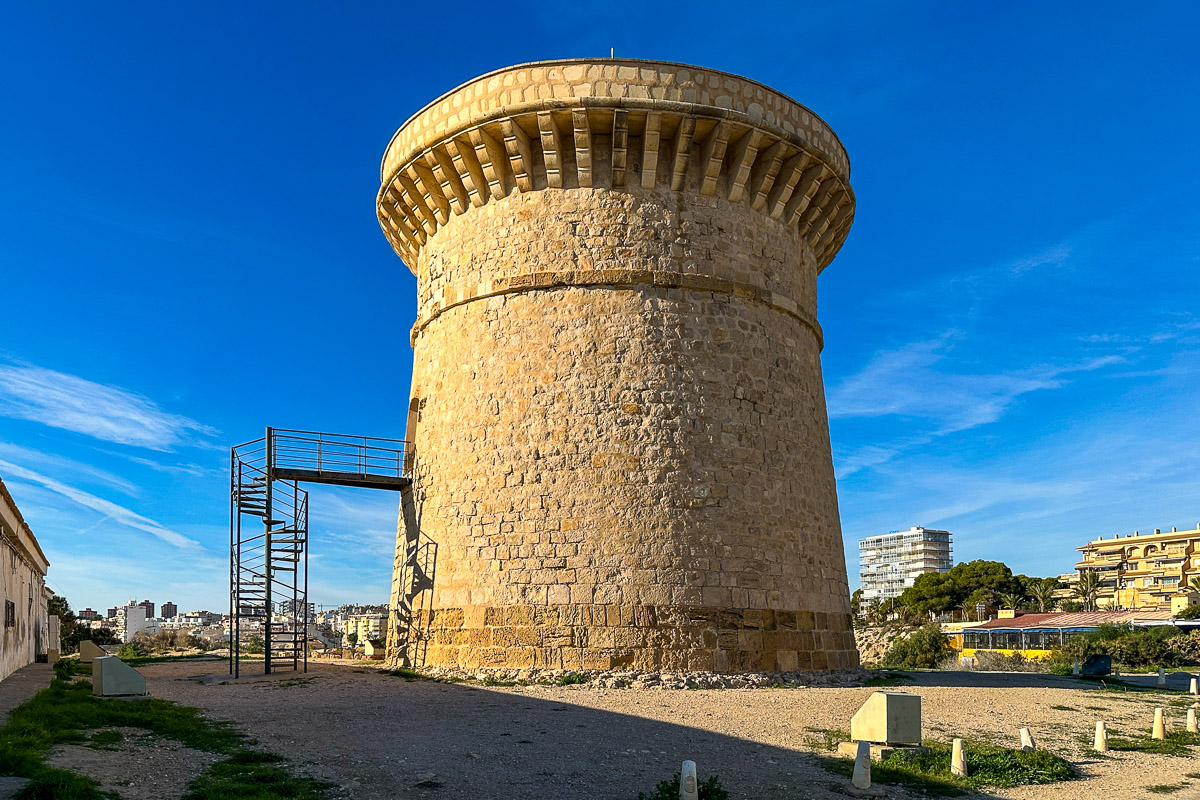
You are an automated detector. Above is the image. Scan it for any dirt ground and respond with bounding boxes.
[123,662,1188,800]
[47,727,219,800]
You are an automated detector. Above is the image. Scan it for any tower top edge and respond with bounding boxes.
[380,58,850,183]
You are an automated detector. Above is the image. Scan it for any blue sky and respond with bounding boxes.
[1,3,1196,612]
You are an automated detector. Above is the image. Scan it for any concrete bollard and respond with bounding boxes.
[1191,676,1198,696]
[951,738,968,777]
[1093,721,1108,753]
[1157,668,1168,688]
[1152,708,1166,739]
[1072,662,1081,676]
[1113,665,1120,677]
[1188,708,1197,734]
[1018,727,1036,751]
[679,760,698,800]
[852,740,872,790]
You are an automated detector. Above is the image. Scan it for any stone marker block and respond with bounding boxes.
[92,656,148,698]
[950,738,967,777]
[79,640,106,664]
[46,649,60,664]
[679,760,698,800]
[851,691,922,745]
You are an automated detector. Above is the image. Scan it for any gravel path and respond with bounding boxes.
[137,663,1185,800]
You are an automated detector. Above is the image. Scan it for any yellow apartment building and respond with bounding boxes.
[1075,524,1200,611]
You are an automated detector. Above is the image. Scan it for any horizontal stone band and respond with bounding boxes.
[411,268,823,349]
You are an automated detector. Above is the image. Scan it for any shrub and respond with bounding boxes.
[1176,604,1200,620]
[637,772,728,800]
[1052,624,1184,670]
[967,651,1047,672]
[881,622,951,669]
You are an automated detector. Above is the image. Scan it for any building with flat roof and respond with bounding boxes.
[160,602,178,620]
[1075,524,1200,611]
[114,602,149,643]
[859,527,953,608]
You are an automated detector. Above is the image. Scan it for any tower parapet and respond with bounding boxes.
[381,59,859,673]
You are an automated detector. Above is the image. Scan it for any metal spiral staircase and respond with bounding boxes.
[229,428,417,676]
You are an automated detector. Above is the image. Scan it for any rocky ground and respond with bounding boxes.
[101,661,1187,800]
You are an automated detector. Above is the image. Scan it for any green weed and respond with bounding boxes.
[820,739,1076,793]
[637,771,727,800]
[554,672,587,686]
[1107,728,1200,757]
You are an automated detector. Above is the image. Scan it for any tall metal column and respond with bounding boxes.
[263,426,273,675]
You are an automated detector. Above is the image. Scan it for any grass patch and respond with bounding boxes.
[384,667,461,684]
[480,675,518,687]
[1147,785,1188,794]
[0,672,330,799]
[183,751,328,800]
[119,654,223,667]
[820,739,1076,794]
[1107,728,1200,757]
[864,672,910,686]
[802,727,849,751]
[1050,705,1076,711]
[1185,771,1200,779]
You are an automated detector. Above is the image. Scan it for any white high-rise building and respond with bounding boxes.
[858,527,953,608]
[114,602,149,643]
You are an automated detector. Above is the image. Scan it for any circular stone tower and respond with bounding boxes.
[379,59,858,674]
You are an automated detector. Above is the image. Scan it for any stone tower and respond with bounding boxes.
[379,59,858,673]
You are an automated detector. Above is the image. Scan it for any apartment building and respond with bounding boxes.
[344,612,388,644]
[859,526,953,607]
[1075,524,1200,611]
[114,602,149,643]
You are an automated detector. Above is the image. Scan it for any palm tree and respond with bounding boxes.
[1029,582,1058,613]
[1189,576,1200,594]
[958,600,975,622]
[998,592,1024,611]
[1074,571,1101,611]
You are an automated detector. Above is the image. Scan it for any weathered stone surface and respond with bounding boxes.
[850,691,922,745]
[78,640,106,664]
[381,59,858,674]
[92,656,147,697]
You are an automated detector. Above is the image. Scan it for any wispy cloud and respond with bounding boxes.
[0,361,215,450]
[0,442,139,496]
[0,458,201,549]
[829,335,1122,433]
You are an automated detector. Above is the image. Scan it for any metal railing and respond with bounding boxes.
[269,428,407,478]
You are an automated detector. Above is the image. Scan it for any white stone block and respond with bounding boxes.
[850,691,922,745]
